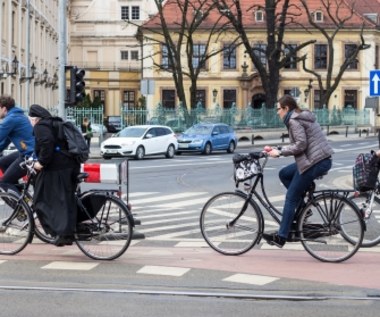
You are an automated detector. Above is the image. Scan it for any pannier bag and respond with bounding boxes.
[77,193,108,223]
[353,151,380,192]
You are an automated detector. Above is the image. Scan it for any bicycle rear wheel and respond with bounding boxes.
[299,193,364,263]
[200,191,262,255]
[75,193,132,260]
[348,192,380,247]
[0,192,33,255]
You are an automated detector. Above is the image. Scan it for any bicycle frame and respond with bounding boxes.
[233,153,356,230]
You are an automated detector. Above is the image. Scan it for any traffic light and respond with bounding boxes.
[68,66,86,105]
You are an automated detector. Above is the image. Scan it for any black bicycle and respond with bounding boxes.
[0,158,134,260]
[200,151,364,263]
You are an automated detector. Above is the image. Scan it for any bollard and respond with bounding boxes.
[281,133,285,143]
[327,125,330,135]
[251,134,254,145]
[345,126,348,137]
[359,129,362,137]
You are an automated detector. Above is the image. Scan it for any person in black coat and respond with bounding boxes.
[28,104,80,246]
[81,117,92,148]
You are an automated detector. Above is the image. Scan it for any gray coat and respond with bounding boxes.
[281,110,334,174]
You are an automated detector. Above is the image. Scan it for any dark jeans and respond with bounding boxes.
[278,157,332,239]
[0,151,27,192]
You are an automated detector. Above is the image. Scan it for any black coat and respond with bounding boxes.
[33,118,80,236]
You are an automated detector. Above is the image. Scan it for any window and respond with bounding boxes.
[94,90,106,108]
[162,89,176,109]
[131,6,140,20]
[223,44,237,69]
[123,90,135,110]
[121,6,140,20]
[255,10,264,22]
[131,50,139,60]
[284,44,297,69]
[193,89,206,108]
[192,44,206,69]
[344,90,357,109]
[121,6,129,20]
[162,44,173,69]
[253,43,267,67]
[314,44,327,69]
[314,10,324,22]
[121,51,129,60]
[284,88,300,98]
[345,44,358,69]
[223,89,236,109]
[313,90,326,109]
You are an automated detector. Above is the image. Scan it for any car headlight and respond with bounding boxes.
[121,141,136,146]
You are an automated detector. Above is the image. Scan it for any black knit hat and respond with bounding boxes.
[28,104,52,119]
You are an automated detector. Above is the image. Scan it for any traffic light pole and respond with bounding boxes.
[58,0,67,119]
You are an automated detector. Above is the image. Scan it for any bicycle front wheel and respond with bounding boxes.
[348,192,380,247]
[299,193,364,263]
[200,191,262,255]
[0,192,33,255]
[75,193,133,260]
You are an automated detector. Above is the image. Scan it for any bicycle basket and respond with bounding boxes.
[234,159,261,182]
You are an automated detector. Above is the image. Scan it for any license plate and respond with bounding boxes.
[178,144,189,149]
[106,150,118,154]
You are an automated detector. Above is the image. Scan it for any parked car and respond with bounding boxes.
[91,123,108,135]
[100,125,178,160]
[176,123,237,155]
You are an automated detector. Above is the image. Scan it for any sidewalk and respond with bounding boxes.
[89,131,378,160]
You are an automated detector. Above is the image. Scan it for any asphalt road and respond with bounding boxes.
[1,134,380,315]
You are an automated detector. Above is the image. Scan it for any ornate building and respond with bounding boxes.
[0,0,59,109]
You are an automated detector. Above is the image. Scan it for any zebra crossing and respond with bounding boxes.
[130,190,286,247]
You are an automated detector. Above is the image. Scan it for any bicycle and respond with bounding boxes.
[0,158,134,260]
[347,178,380,247]
[200,151,364,263]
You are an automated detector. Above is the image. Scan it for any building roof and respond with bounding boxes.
[143,0,378,30]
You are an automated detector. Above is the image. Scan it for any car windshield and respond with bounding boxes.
[185,125,212,135]
[118,127,146,138]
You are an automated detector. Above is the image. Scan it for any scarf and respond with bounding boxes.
[283,110,294,128]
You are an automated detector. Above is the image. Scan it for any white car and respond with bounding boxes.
[100,125,178,160]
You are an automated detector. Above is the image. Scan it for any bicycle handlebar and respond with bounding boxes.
[232,151,267,164]
[19,157,37,175]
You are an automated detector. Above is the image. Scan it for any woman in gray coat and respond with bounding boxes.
[262,95,334,248]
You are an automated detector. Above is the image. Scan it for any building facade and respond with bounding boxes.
[0,0,59,109]
[68,0,157,118]
[142,0,380,113]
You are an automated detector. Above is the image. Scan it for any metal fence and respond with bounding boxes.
[64,103,372,134]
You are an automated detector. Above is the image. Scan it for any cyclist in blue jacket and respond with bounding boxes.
[0,95,35,191]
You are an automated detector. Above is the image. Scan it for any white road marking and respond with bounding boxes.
[41,261,99,270]
[137,265,190,277]
[223,273,279,286]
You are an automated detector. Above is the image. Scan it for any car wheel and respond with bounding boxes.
[166,144,175,158]
[135,146,145,160]
[227,141,236,153]
[203,142,212,155]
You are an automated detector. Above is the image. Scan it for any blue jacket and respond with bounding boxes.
[0,106,35,155]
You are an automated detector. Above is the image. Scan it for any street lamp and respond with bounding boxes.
[20,63,37,82]
[304,79,313,102]
[212,88,218,103]
[0,56,19,78]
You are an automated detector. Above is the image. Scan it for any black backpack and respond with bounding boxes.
[51,118,89,163]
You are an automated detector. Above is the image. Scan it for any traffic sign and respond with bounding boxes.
[370,70,380,96]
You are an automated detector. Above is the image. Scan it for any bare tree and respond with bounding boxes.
[300,0,371,108]
[135,0,239,117]
[214,0,316,108]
